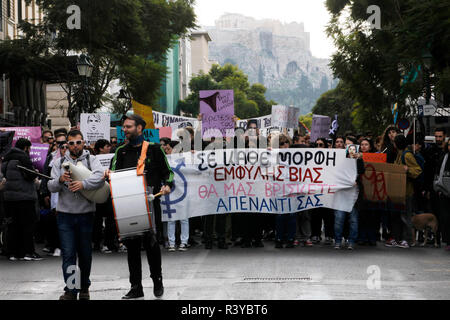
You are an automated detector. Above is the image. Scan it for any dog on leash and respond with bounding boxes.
[411,213,439,247]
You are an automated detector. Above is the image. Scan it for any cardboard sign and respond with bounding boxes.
[132,100,155,129]
[361,162,406,205]
[96,154,115,170]
[271,105,301,128]
[158,127,173,139]
[80,113,111,145]
[363,153,387,163]
[116,126,160,144]
[310,115,331,142]
[200,90,235,138]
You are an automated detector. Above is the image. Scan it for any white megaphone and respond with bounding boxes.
[62,161,110,204]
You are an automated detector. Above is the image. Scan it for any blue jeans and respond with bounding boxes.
[167,219,189,247]
[275,213,297,241]
[334,207,358,245]
[57,212,94,294]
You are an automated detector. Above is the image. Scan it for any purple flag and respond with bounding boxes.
[200,90,235,138]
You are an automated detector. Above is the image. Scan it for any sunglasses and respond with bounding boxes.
[280,141,288,145]
[68,140,84,146]
[317,143,325,147]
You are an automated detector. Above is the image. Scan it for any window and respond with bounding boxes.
[0,1,3,32]
[18,0,22,22]
[7,0,11,18]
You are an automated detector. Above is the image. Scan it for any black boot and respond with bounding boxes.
[122,285,144,300]
[152,276,164,298]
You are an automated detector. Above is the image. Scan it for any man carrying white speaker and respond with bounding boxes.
[108,114,173,300]
[48,129,105,300]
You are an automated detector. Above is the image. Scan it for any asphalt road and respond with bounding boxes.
[0,240,449,300]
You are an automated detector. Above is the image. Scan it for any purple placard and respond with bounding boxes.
[200,90,235,138]
[0,127,42,146]
[30,143,49,173]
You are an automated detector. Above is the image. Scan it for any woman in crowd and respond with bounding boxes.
[163,140,190,252]
[310,138,335,245]
[357,138,378,246]
[387,134,422,249]
[380,126,400,244]
[273,134,296,248]
[334,136,345,149]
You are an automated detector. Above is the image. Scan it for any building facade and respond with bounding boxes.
[1,0,47,127]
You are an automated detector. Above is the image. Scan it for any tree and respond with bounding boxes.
[312,81,356,134]
[179,64,276,119]
[1,0,197,125]
[325,0,450,134]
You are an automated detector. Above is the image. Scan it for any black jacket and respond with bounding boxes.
[110,142,174,191]
[1,148,38,201]
[424,144,445,192]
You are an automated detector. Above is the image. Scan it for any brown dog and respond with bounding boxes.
[411,213,439,247]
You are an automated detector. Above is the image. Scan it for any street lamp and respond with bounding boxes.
[76,54,94,124]
[421,49,433,104]
[117,89,132,121]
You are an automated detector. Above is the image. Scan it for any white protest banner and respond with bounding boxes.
[311,114,331,142]
[96,154,114,170]
[160,149,358,222]
[170,120,201,140]
[236,115,294,137]
[80,113,110,145]
[271,105,301,128]
[152,110,196,128]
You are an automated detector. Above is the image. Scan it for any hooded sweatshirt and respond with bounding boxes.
[48,149,105,214]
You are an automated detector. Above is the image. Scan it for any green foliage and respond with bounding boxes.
[325,0,450,134]
[299,113,313,130]
[179,64,276,119]
[3,0,197,125]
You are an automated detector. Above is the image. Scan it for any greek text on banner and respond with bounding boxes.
[160,149,359,222]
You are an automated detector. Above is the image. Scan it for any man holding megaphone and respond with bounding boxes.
[48,129,105,300]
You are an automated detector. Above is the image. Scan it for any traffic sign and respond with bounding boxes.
[422,105,436,116]
[397,119,410,130]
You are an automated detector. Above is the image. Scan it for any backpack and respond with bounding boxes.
[401,150,425,191]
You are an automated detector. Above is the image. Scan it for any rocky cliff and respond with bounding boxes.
[204,13,337,114]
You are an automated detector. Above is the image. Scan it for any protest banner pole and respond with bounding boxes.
[17,165,53,180]
[413,117,416,154]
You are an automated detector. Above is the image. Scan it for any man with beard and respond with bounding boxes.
[48,130,105,300]
[424,128,448,246]
[109,114,173,299]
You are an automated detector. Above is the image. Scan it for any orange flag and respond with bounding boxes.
[131,100,155,129]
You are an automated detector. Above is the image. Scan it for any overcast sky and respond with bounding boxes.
[194,0,336,59]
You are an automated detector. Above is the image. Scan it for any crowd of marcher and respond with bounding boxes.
[1,116,449,299]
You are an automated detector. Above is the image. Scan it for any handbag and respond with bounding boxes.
[433,154,450,197]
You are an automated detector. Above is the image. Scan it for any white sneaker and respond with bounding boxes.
[53,248,61,257]
[178,244,188,251]
[397,240,410,249]
[168,246,176,252]
[101,245,112,254]
[118,244,127,253]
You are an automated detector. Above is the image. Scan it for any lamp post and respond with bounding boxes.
[76,54,94,124]
[117,89,132,121]
[422,49,433,104]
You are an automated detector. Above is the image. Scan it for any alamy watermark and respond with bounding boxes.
[67,5,81,30]
[367,5,381,30]
[366,265,381,290]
